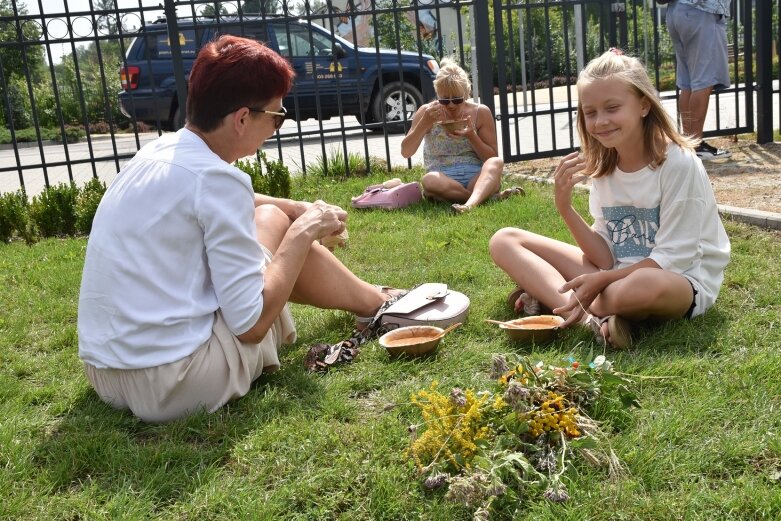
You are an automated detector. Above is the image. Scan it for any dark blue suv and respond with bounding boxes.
[119,16,439,133]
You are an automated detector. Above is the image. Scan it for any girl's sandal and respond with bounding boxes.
[506,287,549,316]
[589,315,632,349]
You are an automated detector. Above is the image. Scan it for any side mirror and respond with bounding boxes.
[333,42,346,59]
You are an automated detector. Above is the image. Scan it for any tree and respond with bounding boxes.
[241,0,281,15]
[1,0,45,128]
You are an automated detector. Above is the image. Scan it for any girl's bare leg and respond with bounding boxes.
[592,268,694,321]
[489,227,600,315]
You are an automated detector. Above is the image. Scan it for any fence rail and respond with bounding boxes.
[0,0,778,197]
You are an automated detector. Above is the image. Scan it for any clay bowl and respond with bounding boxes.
[500,315,565,344]
[379,325,444,358]
[439,119,468,133]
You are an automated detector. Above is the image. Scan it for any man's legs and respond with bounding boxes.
[678,86,713,139]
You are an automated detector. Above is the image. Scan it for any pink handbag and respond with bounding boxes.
[351,181,422,209]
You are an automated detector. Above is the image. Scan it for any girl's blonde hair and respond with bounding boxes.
[433,57,471,98]
[576,50,696,178]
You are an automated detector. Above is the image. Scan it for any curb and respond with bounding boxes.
[508,173,781,231]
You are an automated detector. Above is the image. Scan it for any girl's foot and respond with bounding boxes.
[507,287,548,316]
[587,315,632,348]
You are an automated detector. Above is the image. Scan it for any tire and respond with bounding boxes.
[370,81,423,134]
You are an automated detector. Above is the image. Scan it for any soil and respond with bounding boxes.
[504,138,781,214]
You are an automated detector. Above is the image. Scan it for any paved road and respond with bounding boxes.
[1,83,777,197]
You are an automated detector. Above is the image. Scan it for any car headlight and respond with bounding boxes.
[426,59,440,75]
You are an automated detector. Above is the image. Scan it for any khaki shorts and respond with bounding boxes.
[85,306,297,423]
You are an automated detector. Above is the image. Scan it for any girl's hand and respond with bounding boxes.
[553,151,588,209]
[553,272,609,328]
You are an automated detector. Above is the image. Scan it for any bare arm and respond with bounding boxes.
[400,102,441,158]
[553,152,614,270]
[449,104,499,161]
[253,193,311,220]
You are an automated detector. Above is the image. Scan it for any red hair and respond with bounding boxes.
[186,35,294,131]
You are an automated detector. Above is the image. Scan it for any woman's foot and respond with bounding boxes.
[492,186,526,201]
[451,203,471,214]
[355,286,406,330]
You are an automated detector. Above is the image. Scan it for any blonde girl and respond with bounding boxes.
[489,49,730,347]
[401,58,521,213]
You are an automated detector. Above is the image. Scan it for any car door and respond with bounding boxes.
[269,22,359,120]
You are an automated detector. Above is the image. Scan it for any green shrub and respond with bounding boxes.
[235,151,291,198]
[305,146,386,178]
[0,189,31,243]
[29,182,80,237]
[51,125,84,143]
[76,178,107,234]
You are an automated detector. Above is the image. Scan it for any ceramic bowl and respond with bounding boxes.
[439,119,468,133]
[379,325,444,357]
[500,315,564,344]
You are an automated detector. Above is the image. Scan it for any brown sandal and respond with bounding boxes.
[506,287,549,316]
[589,315,632,349]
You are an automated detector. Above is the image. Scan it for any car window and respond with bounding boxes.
[275,24,333,58]
[142,29,199,59]
[216,22,269,43]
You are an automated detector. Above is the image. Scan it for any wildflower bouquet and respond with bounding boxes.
[407,354,638,518]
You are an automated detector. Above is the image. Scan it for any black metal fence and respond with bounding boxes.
[0,0,778,197]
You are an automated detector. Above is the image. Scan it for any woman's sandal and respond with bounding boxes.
[506,287,550,316]
[354,286,406,330]
[451,203,471,214]
[305,287,408,373]
[493,186,526,201]
[589,315,632,349]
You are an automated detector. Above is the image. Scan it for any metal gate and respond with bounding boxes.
[491,0,756,162]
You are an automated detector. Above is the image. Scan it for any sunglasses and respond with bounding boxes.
[248,106,287,130]
[437,97,465,106]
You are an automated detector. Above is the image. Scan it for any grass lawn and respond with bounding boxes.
[1,171,780,520]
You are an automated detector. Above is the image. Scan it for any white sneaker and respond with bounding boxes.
[695,141,732,160]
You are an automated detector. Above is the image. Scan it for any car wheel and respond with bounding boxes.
[370,81,422,134]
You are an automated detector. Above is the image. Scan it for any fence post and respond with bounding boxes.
[164,0,188,128]
[755,0,773,143]
[473,0,495,116]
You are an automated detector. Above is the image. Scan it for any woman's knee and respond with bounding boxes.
[485,156,504,171]
[254,205,291,251]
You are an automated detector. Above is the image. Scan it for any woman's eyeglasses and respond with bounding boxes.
[438,97,465,106]
[248,106,287,130]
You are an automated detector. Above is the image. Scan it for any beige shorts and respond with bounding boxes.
[85,269,297,422]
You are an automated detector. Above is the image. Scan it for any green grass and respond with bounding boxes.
[1,172,780,520]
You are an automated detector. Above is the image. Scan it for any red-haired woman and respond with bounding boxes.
[78,36,399,422]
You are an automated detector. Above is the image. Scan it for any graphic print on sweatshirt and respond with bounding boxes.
[602,205,660,259]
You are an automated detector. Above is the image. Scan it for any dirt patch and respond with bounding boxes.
[504,138,781,214]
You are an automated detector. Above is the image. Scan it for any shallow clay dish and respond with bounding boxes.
[500,315,564,344]
[379,325,444,357]
[439,119,468,133]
